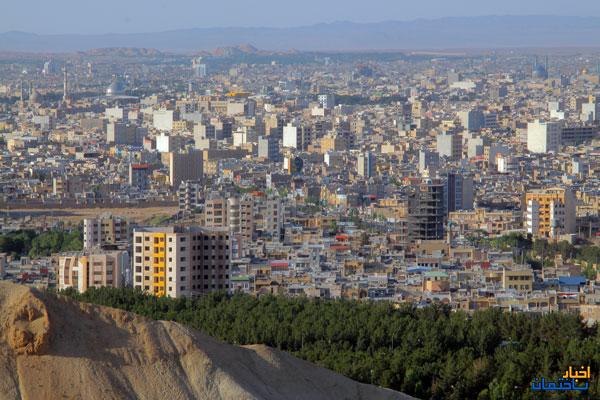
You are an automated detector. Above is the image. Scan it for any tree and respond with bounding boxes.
[55,287,600,400]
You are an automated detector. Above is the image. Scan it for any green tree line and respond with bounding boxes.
[59,287,600,400]
[468,233,600,278]
[0,228,82,258]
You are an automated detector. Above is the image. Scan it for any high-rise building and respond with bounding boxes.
[445,173,474,212]
[204,194,255,257]
[227,197,254,257]
[258,135,280,161]
[580,101,600,123]
[255,198,283,241]
[153,109,175,131]
[317,94,335,109]
[561,125,597,146]
[357,151,376,178]
[458,110,485,132]
[282,123,299,149]
[133,226,231,298]
[418,150,440,174]
[192,57,207,78]
[106,122,146,145]
[42,60,57,75]
[167,149,203,188]
[436,132,463,160]
[178,180,203,213]
[282,123,312,150]
[408,179,445,241]
[83,215,130,250]
[58,250,127,292]
[105,106,128,122]
[129,163,151,189]
[525,188,576,239]
[527,120,561,153]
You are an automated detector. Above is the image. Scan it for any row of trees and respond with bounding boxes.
[469,232,600,278]
[59,287,600,400]
[0,228,82,258]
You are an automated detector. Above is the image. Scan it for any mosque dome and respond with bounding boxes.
[532,64,548,80]
[106,76,126,97]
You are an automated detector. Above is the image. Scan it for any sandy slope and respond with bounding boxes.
[0,283,414,400]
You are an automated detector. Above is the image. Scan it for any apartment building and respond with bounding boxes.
[527,120,561,153]
[204,194,254,257]
[408,179,445,241]
[133,226,230,298]
[255,198,283,241]
[449,208,522,237]
[525,187,576,239]
[58,250,126,292]
[178,180,203,213]
[83,215,129,249]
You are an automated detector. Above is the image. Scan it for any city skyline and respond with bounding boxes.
[1,2,600,399]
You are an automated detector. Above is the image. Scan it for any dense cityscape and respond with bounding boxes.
[2,7,600,399]
[2,49,600,315]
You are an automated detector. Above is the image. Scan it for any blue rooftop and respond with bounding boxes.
[558,276,586,286]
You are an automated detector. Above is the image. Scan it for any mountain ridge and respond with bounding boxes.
[2,15,600,52]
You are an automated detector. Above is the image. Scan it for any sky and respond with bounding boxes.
[4,0,600,34]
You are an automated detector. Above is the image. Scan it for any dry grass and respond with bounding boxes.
[5,206,179,225]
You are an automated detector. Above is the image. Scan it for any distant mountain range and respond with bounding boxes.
[2,16,600,53]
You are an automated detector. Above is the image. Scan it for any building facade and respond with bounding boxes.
[133,226,231,298]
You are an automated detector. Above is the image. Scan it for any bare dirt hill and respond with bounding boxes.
[0,283,414,400]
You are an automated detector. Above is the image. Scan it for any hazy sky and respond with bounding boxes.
[4,0,600,34]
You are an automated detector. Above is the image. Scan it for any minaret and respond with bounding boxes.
[19,80,24,103]
[62,65,68,103]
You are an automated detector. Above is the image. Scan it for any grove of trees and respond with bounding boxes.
[0,228,83,258]
[59,287,600,400]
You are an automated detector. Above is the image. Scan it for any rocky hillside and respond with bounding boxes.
[0,282,413,400]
